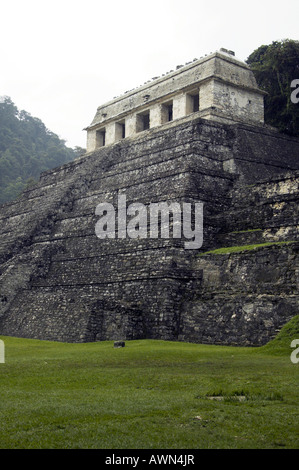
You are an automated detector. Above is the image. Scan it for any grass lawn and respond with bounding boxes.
[0,316,298,449]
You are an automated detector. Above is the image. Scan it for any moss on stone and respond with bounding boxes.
[199,241,297,256]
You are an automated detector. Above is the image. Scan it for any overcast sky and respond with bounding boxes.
[0,0,298,149]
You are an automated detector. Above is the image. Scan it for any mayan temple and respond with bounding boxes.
[0,48,298,345]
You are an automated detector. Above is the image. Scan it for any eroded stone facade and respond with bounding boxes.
[0,116,298,345]
[0,49,298,346]
[85,49,265,152]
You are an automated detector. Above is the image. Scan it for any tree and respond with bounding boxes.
[0,97,80,205]
[246,39,299,137]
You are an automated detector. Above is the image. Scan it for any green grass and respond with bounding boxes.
[0,317,298,449]
[199,241,297,256]
[261,315,299,355]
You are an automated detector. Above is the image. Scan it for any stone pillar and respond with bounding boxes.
[105,122,116,146]
[86,130,97,153]
[173,93,187,120]
[125,114,138,137]
[199,81,214,112]
[150,104,162,128]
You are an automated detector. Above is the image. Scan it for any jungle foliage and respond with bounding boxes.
[0,97,84,204]
[246,39,299,137]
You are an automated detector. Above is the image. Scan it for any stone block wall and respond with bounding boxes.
[179,242,299,346]
[0,118,298,345]
[85,50,265,152]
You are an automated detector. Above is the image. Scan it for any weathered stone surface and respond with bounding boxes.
[179,242,299,346]
[85,50,265,151]
[114,341,125,348]
[0,117,298,345]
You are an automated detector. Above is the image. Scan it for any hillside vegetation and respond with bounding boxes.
[261,315,299,355]
[247,39,299,137]
[0,96,83,204]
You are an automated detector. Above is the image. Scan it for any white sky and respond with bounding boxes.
[0,0,298,149]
